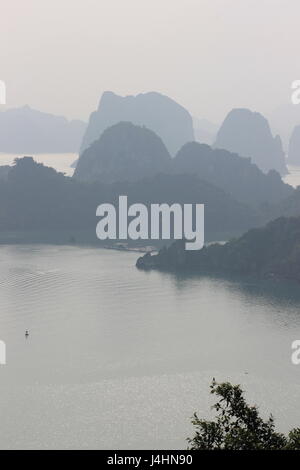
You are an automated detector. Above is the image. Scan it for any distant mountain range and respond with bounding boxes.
[0,94,298,253]
[0,105,86,153]
[1,93,294,182]
[74,121,292,209]
[80,91,194,156]
[75,93,292,181]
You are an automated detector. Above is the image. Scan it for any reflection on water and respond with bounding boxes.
[0,245,299,449]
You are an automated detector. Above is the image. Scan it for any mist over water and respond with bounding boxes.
[2,154,300,188]
[0,153,77,177]
[0,245,299,449]
[284,165,300,188]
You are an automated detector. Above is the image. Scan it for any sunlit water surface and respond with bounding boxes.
[0,245,300,449]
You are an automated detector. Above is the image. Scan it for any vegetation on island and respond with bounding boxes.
[137,216,300,283]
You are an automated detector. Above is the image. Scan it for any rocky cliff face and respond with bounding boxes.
[0,106,86,153]
[74,121,172,183]
[288,126,300,165]
[214,108,288,175]
[80,91,194,156]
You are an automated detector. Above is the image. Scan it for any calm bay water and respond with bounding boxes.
[0,245,300,449]
[0,155,299,448]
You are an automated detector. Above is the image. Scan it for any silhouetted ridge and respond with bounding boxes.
[0,106,86,153]
[80,91,194,155]
[214,108,288,175]
[74,121,172,183]
[136,216,300,283]
[76,124,293,206]
[174,141,292,206]
[0,157,259,241]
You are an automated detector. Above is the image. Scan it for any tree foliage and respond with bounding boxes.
[187,379,300,450]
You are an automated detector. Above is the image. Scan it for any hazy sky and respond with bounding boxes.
[1,0,300,126]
